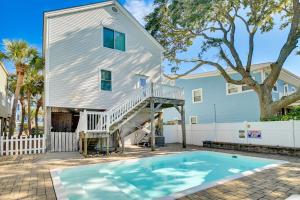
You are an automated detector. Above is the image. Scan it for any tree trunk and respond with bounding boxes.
[27,91,32,135]
[35,106,40,133]
[35,96,43,133]
[257,86,277,120]
[9,66,25,136]
[19,97,25,136]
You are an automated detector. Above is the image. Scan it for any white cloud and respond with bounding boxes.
[124,0,154,25]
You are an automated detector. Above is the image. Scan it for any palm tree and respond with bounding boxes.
[23,56,44,135]
[7,74,26,136]
[0,40,37,135]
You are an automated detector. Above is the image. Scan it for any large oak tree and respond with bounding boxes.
[145,0,300,119]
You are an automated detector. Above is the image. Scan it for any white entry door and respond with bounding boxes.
[136,75,148,88]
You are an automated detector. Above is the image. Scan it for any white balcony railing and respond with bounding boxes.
[76,83,184,133]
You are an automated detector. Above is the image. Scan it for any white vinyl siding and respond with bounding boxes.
[45,5,163,109]
[192,88,203,103]
[0,64,9,118]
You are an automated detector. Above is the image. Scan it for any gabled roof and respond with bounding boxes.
[43,0,164,52]
[176,62,300,86]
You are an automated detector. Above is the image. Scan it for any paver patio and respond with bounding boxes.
[0,144,299,200]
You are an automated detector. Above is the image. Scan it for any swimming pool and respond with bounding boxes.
[51,151,286,200]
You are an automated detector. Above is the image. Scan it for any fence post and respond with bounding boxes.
[20,137,23,155]
[244,121,249,144]
[42,134,46,153]
[0,136,3,156]
[16,137,18,155]
[292,120,296,148]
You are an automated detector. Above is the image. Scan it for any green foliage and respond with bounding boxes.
[1,40,37,66]
[263,106,300,121]
[145,0,293,63]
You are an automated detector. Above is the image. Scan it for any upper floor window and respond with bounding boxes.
[273,81,278,92]
[100,70,112,91]
[103,27,125,51]
[192,88,203,103]
[291,86,296,93]
[227,83,239,94]
[284,84,288,95]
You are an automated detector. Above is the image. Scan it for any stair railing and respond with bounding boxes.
[76,83,184,133]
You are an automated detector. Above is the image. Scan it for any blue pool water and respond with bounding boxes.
[54,151,283,200]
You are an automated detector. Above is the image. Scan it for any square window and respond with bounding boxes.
[100,70,112,91]
[115,31,125,51]
[190,116,197,124]
[103,27,114,49]
[227,83,239,94]
[192,89,202,103]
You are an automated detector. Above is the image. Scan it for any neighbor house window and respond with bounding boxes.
[227,83,239,94]
[284,84,288,95]
[273,81,278,92]
[192,88,203,103]
[190,116,197,124]
[291,87,296,93]
[100,70,112,91]
[103,27,125,51]
[242,77,256,92]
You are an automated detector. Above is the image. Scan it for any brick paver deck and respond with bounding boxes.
[0,144,299,200]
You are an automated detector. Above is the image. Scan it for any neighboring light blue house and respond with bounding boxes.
[164,63,300,124]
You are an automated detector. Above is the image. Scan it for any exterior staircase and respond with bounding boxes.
[76,83,184,135]
[76,83,184,153]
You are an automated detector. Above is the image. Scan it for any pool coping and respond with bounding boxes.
[50,151,288,200]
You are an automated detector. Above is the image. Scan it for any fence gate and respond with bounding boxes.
[48,132,78,152]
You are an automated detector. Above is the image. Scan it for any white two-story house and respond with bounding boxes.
[0,62,11,135]
[43,0,185,153]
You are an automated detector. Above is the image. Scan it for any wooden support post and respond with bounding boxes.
[158,112,163,136]
[106,136,109,155]
[150,98,155,151]
[181,105,187,148]
[79,135,83,153]
[84,137,87,156]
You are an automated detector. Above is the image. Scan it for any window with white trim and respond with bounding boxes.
[192,88,203,103]
[284,84,288,95]
[273,81,278,92]
[227,77,255,94]
[100,69,112,91]
[190,116,197,124]
[227,83,239,94]
[291,86,296,93]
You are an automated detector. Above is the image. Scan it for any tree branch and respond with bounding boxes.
[164,60,245,85]
[272,89,300,111]
[265,0,300,88]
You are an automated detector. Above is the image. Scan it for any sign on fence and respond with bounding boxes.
[0,135,46,156]
[48,132,78,152]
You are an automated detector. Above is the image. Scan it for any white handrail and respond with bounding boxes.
[76,83,184,133]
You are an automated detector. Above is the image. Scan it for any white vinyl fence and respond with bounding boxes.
[164,120,300,148]
[48,132,78,152]
[0,135,46,156]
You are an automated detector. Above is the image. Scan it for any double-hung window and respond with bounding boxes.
[100,70,112,91]
[192,88,203,103]
[103,27,125,51]
[227,83,239,94]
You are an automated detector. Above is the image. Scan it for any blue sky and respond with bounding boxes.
[0,0,299,76]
